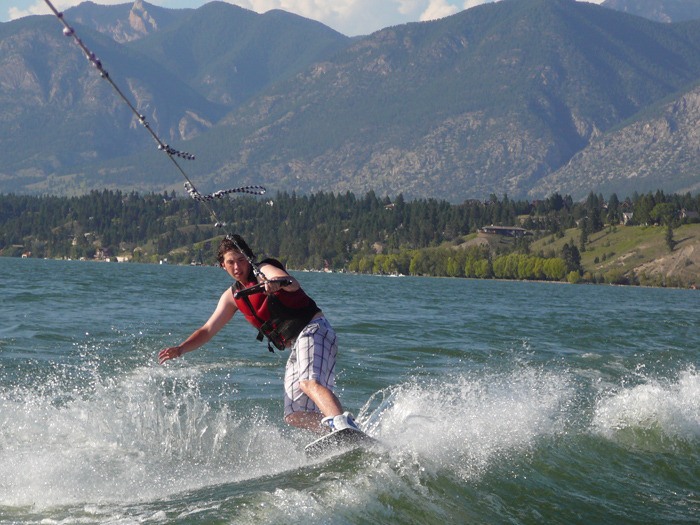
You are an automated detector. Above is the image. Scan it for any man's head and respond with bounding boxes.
[218,235,258,283]
[217,234,255,266]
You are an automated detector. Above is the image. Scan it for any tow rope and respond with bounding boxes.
[42,0,271,283]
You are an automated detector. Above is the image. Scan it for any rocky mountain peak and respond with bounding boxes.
[127,0,158,39]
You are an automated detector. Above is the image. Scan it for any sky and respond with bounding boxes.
[3,0,606,36]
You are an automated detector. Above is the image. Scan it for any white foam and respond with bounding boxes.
[592,368,700,443]
[358,367,573,480]
[0,364,305,509]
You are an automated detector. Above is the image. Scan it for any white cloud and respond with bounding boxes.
[234,0,465,34]
[235,0,356,20]
[232,0,395,34]
[463,0,489,8]
[8,1,56,19]
[420,0,460,22]
[396,0,423,16]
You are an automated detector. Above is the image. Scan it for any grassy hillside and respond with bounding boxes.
[531,223,700,287]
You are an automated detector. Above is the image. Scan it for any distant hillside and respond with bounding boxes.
[531,81,700,200]
[0,2,350,195]
[602,0,700,23]
[128,1,350,106]
[0,15,223,193]
[529,223,700,287]
[195,0,700,200]
[1,0,700,201]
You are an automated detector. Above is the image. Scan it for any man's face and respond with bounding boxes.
[222,250,250,282]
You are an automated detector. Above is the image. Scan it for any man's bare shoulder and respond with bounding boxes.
[219,285,237,305]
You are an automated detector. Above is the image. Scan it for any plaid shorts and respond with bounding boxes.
[283,316,337,417]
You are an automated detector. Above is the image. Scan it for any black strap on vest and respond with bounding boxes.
[239,293,278,353]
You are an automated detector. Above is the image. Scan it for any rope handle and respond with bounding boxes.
[233,278,293,299]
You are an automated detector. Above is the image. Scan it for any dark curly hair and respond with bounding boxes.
[217,234,255,266]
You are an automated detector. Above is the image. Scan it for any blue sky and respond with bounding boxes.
[3,0,605,36]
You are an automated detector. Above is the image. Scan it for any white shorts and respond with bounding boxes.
[283,316,337,418]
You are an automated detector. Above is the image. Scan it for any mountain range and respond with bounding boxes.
[602,0,700,23]
[1,0,699,201]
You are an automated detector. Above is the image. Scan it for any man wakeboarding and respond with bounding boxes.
[158,235,361,436]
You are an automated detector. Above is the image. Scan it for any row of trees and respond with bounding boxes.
[347,245,576,282]
[1,189,698,275]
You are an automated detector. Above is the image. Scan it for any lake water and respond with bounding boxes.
[1,257,698,524]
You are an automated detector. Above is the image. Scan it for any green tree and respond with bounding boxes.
[561,243,581,273]
[579,218,589,252]
[665,222,675,252]
[607,193,621,224]
[650,202,676,226]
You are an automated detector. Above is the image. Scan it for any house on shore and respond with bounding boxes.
[478,225,531,238]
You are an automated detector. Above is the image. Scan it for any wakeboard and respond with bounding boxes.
[304,428,378,458]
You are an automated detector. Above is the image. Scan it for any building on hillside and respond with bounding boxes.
[478,225,531,238]
[680,209,699,221]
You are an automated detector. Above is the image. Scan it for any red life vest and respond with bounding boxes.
[233,260,320,351]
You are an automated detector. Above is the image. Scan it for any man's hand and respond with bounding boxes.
[264,277,290,294]
[158,346,182,364]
